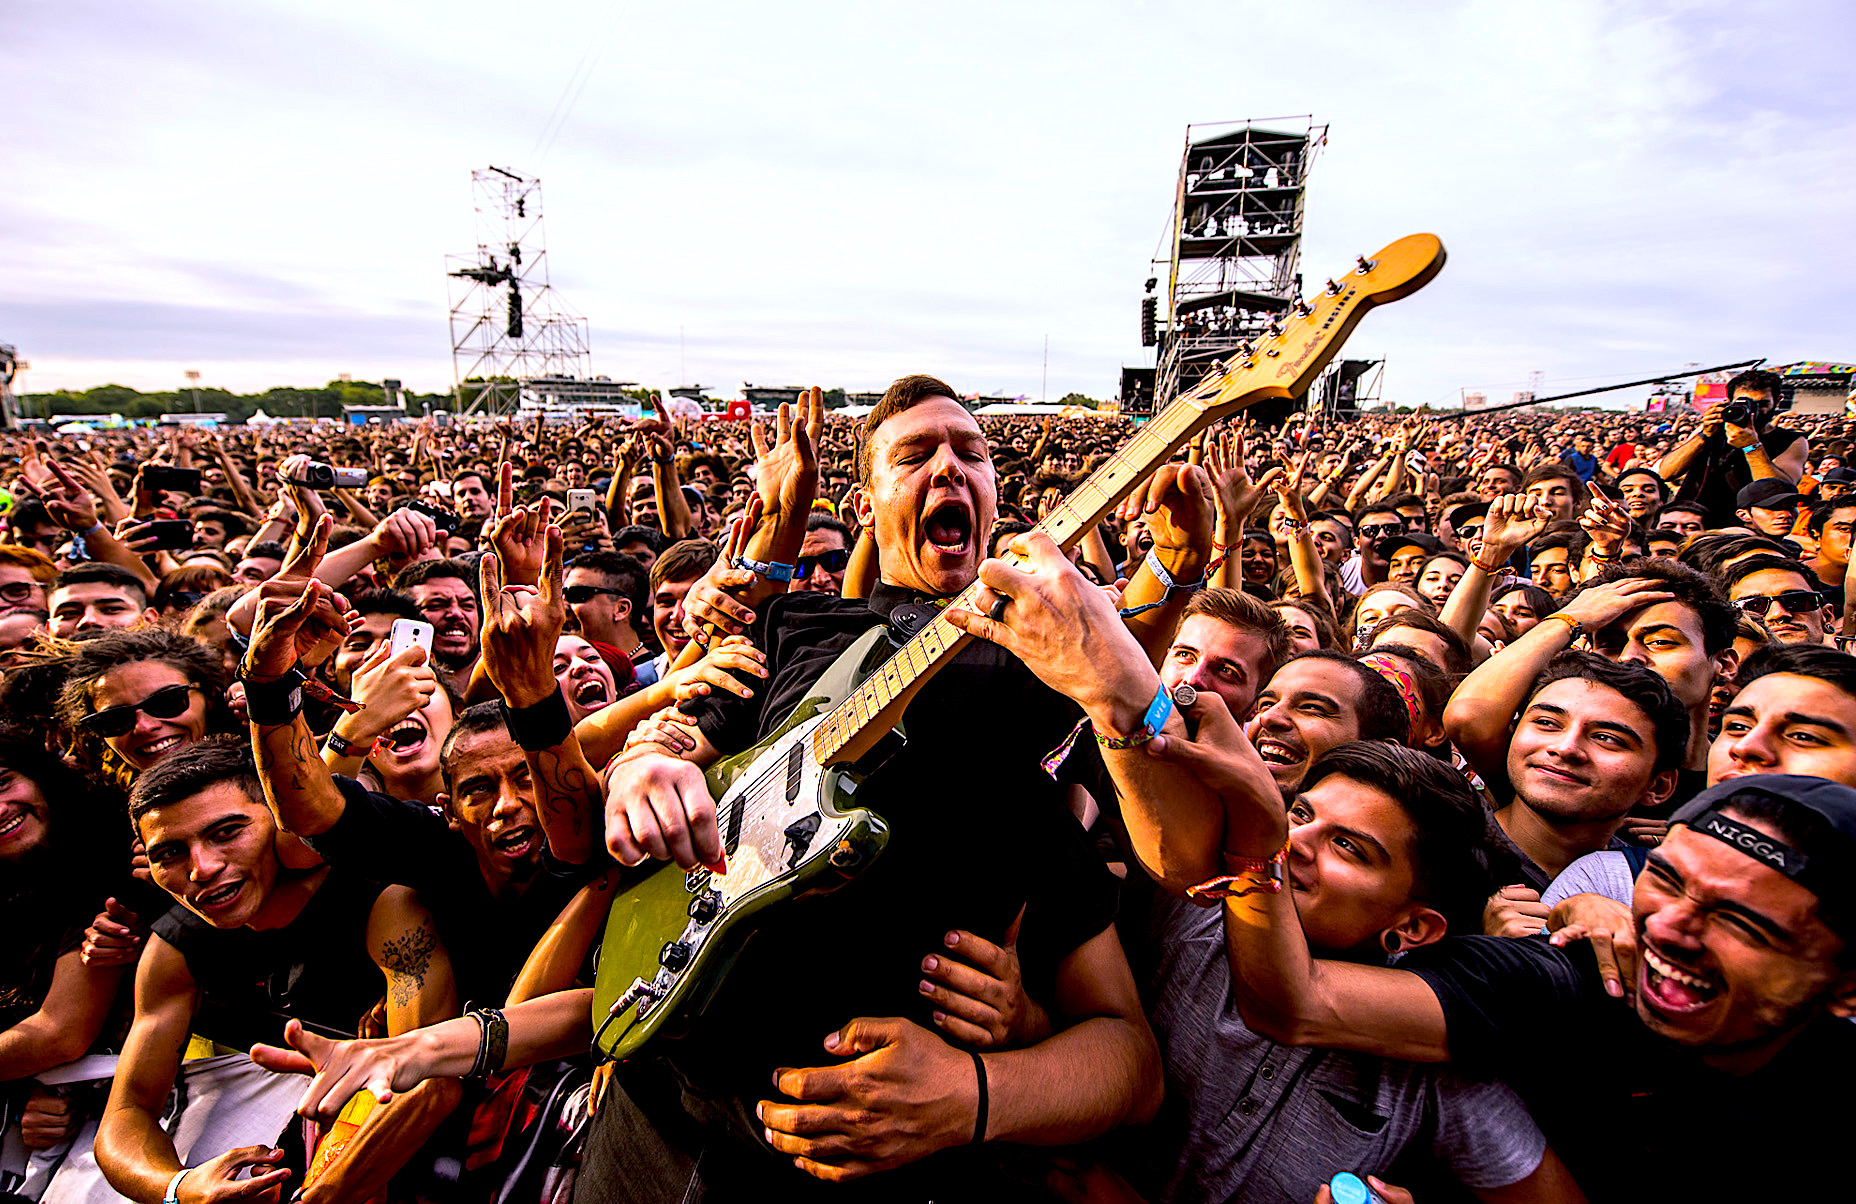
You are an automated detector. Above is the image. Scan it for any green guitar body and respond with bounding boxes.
[589,627,897,1061]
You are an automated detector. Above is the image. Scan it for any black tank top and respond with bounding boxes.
[153,865,388,1049]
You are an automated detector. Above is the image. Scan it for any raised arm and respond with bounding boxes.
[1271,451,1332,613]
[1440,493,1550,649]
[1114,463,1216,665]
[1655,410,1722,483]
[1203,429,1282,593]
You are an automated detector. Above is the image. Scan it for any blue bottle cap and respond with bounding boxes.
[1330,1172,1374,1204]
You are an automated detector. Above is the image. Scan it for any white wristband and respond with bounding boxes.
[163,1167,190,1204]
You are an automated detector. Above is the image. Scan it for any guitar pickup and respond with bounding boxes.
[783,813,822,869]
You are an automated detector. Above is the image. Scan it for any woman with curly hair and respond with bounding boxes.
[58,628,235,778]
[0,725,151,1153]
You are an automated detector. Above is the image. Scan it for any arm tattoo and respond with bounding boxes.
[380,916,437,1007]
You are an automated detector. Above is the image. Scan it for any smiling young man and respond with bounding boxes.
[95,738,458,1204]
[49,564,156,639]
[588,375,1164,1198]
[1709,643,1856,789]
[1245,651,1410,800]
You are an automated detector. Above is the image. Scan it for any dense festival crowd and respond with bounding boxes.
[1,367,1853,1203]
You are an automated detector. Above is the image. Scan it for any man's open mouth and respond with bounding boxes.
[1255,737,1303,767]
[0,811,29,840]
[924,502,973,555]
[1641,943,1722,1015]
[492,826,538,858]
[195,880,243,913]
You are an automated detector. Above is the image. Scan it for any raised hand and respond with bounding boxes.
[479,522,567,709]
[919,906,1050,1049]
[486,464,550,588]
[682,495,765,642]
[274,454,329,534]
[1479,493,1553,559]
[1578,485,1633,561]
[81,897,147,968]
[1203,429,1282,525]
[751,387,823,524]
[38,460,100,532]
[341,642,439,750]
[1273,449,1314,521]
[1115,462,1216,558]
[245,516,356,677]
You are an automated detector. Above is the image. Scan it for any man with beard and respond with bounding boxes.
[394,560,481,690]
[1724,555,1832,646]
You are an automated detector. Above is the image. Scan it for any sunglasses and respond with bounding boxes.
[81,683,200,738]
[0,581,44,604]
[796,548,852,579]
[1359,523,1405,540]
[564,584,628,605]
[1736,590,1820,618]
[1456,523,1485,539]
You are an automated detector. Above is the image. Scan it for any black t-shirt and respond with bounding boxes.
[581,583,1120,1202]
[1401,934,1854,1198]
[1676,425,1803,528]
[152,864,388,1049]
[306,778,606,1006]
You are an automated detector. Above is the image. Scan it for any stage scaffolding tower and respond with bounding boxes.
[447,167,593,416]
[1142,118,1326,414]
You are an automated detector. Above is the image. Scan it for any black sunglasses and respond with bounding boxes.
[1359,523,1405,540]
[564,584,628,605]
[81,683,200,738]
[1736,590,1820,618]
[795,548,852,579]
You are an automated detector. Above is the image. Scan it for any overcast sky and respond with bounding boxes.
[7,0,1852,409]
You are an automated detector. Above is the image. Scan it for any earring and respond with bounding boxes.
[1381,932,1402,955]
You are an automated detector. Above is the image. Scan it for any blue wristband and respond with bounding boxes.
[1093,682,1175,749]
[732,555,797,583]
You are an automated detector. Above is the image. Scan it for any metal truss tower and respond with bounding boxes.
[0,344,20,429]
[1143,118,1326,412]
[447,167,593,416]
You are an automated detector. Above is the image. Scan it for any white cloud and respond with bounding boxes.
[8,0,1853,411]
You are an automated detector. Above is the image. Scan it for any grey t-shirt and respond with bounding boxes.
[1123,891,1546,1203]
[1543,849,1636,909]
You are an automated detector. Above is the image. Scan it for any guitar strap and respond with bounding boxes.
[884,597,952,644]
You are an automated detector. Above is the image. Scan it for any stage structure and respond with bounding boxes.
[447,167,597,416]
[1313,358,1383,419]
[1137,118,1327,418]
[0,344,20,429]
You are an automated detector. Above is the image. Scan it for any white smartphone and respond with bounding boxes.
[567,488,598,514]
[389,619,434,658]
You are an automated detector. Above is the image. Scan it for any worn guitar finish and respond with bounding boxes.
[590,234,1447,1060]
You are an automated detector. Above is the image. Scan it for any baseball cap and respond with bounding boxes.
[1373,532,1447,563]
[1737,479,1802,511]
[1446,502,1489,531]
[1820,467,1856,485]
[1672,774,1856,932]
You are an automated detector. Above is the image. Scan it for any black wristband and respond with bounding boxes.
[464,1007,509,1081]
[499,685,572,752]
[969,1050,988,1145]
[242,670,305,727]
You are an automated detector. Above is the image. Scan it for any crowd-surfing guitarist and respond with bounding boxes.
[257,376,1242,1201]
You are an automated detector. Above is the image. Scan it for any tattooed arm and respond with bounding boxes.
[527,736,606,866]
[252,709,348,838]
[368,888,458,1033]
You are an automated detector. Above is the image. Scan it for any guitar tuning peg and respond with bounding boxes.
[1292,298,1314,317]
[1324,278,1343,296]
[1265,317,1285,336]
[1236,339,1257,357]
[1355,255,1376,274]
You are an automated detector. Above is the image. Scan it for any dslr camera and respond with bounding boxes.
[288,462,369,491]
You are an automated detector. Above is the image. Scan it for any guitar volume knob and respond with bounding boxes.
[689,892,720,923]
[660,940,692,972]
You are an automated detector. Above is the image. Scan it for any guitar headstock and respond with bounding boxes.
[1176,233,1446,425]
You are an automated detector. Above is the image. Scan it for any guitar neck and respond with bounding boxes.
[810,398,1211,766]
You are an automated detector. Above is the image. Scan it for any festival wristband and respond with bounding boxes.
[464,1006,509,1081]
[1093,682,1175,750]
[969,1051,989,1144]
[242,669,306,727]
[1186,837,1292,902]
[732,555,796,583]
[323,730,381,760]
[1540,612,1585,641]
[163,1167,191,1204]
[499,685,573,752]
[1120,549,1206,618]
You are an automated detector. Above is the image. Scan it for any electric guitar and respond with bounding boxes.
[589,233,1447,1059]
